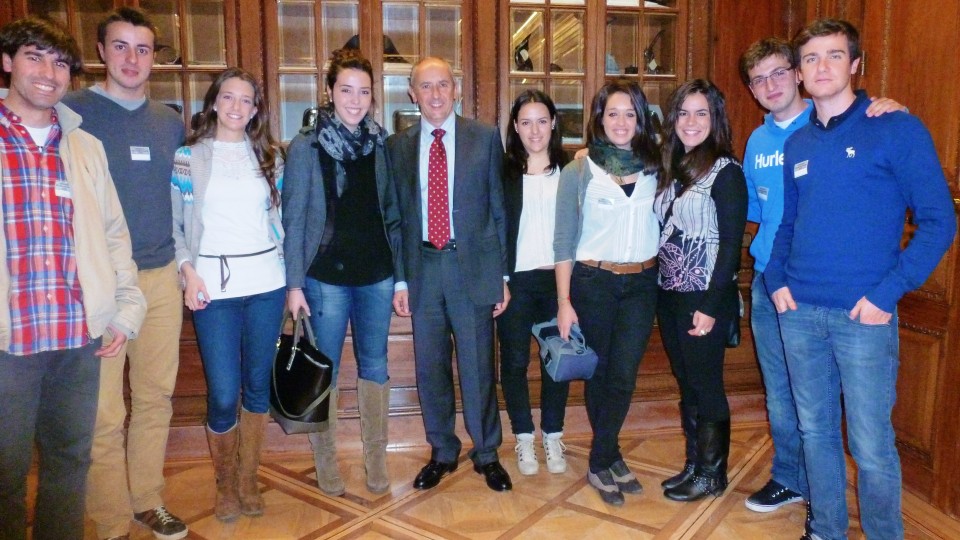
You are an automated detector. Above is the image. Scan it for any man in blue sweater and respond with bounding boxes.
[766,19,956,540]
[62,8,186,540]
[738,38,903,517]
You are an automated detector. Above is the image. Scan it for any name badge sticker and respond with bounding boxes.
[598,197,614,206]
[130,146,151,161]
[757,186,769,201]
[55,178,72,199]
[794,160,809,178]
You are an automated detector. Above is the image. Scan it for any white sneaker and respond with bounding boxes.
[542,432,567,473]
[515,433,539,475]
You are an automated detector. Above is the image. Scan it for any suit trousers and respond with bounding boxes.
[86,261,183,538]
[412,248,503,466]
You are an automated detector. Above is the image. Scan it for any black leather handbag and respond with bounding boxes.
[726,289,744,348]
[269,310,333,434]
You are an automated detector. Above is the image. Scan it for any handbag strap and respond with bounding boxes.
[279,308,319,348]
[568,323,588,353]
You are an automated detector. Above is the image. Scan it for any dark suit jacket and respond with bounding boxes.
[386,116,508,309]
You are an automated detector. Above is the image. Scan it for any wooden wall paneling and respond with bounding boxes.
[473,1,497,125]
[234,0,262,85]
[707,0,782,156]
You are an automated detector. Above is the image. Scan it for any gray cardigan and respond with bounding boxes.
[553,158,593,263]
[281,125,404,291]
[170,137,285,271]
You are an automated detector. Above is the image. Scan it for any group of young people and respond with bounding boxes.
[0,8,954,540]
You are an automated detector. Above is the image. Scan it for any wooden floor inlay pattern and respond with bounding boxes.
[53,423,957,539]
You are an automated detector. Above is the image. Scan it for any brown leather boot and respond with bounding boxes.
[238,409,268,516]
[358,379,390,493]
[308,387,344,496]
[205,424,240,522]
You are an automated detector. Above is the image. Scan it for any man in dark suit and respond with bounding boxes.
[388,56,512,492]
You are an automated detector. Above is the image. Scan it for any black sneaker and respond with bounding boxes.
[133,506,188,540]
[745,479,804,512]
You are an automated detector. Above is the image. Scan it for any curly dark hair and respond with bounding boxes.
[0,17,82,82]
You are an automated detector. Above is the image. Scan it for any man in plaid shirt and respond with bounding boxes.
[0,17,145,540]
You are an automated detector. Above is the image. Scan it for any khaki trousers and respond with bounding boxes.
[86,261,183,538]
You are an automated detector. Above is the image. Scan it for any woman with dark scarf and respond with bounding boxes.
[554,80,662,506]
[282,48,403,496]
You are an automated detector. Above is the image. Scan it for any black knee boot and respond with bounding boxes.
[661,402,697,489]
[664,419,729,502]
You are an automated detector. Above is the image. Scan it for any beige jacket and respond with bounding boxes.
[0,90,146,351]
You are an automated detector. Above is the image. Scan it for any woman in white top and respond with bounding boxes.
[170,67,285,522]
[553,80,661,507]
[499,90,571,477]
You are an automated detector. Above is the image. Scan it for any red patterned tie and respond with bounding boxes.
[427,128,450,249]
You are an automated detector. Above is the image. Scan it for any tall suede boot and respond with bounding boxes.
[664,419,730,502]
[358,379,391,493]
[206,424,241,522]
[308,387,345,496]
[661,401,698,489]
[238,409,268,516]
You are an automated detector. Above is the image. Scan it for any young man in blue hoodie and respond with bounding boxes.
[765,19,956,540]
[739,38,904,517]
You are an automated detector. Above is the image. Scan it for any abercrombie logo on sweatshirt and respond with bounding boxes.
[754,150,785,170]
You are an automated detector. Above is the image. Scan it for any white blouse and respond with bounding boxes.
[196,140,285,300]
[575,157,660,263]
[516,168,561,272]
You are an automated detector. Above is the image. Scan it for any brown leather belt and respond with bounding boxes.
[580,257,658,275]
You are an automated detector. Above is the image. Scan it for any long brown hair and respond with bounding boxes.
[659,79,734,193]
[187,67,284,208]
[586,80,661,176]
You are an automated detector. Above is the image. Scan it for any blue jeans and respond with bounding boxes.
[303,276,394,384]
[779,302,902,540]
[0,341,100,540]
[193,287,286,433]
[752,272,808,498]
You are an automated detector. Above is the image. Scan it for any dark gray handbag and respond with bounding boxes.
[531,318,599,382]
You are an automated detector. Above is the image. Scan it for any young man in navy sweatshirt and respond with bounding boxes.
[738,38,903,518]
[765,19,956,540]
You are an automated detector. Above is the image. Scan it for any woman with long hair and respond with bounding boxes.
[171,67,286,521]
[554,80,661,506]
[655,79,747,502]
[282,48,403,496]
[499,90,570,476]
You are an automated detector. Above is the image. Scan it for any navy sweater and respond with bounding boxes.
[765,91,956,312]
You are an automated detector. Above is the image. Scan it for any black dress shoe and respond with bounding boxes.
[474,461,512,491]
[413,460,458,490]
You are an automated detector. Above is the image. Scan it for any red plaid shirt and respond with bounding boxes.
[0,99,87,355]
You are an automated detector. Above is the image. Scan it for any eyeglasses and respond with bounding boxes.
[748,67,793,89]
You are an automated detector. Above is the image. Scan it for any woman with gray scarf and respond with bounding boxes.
[282,48,404,496]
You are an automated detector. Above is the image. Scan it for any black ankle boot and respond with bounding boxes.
[664,419,730,502]
[662,402,697,490]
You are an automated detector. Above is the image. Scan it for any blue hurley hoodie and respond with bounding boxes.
[765,91,956,312]
[743,100,811,272]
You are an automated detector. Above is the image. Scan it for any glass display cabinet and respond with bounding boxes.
[268,0,468,143]
[24,0,233,127]
[502,0,685,146]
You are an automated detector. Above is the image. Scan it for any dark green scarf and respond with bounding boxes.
[587,140,646,177]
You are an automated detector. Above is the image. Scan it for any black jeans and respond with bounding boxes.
[657,289,732,422]
[571,262,658,472]
[497,269,569,435]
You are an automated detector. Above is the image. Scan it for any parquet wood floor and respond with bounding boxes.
[44,421,958,539]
